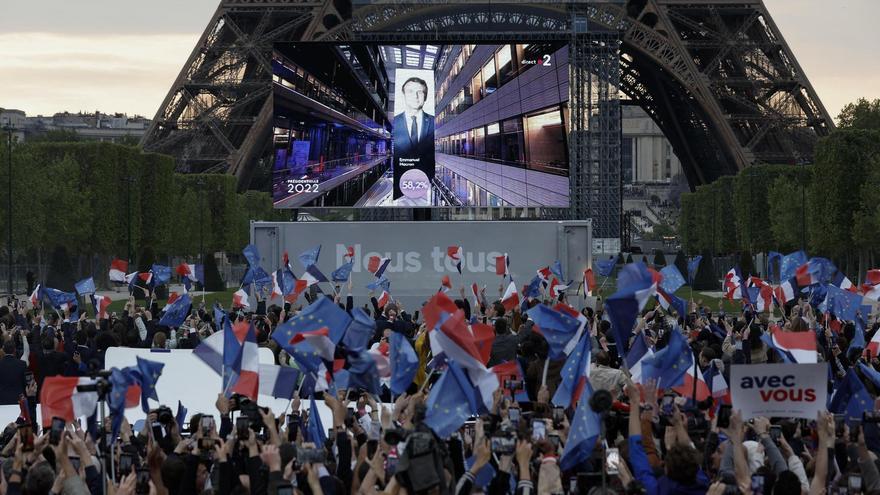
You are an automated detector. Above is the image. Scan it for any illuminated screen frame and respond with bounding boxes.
[271,41,571,209]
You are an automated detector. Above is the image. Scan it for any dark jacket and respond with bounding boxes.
[0,354,27,405]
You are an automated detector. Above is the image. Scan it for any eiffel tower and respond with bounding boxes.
[141,0,831,237]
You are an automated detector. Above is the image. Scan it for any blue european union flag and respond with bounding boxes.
[175,400,188,431]
[617,262,654,291]
[424,360,478,438]
[550,260,565,281]
[272,298,352,372]
[858,363,880,390]
[596,258,616,278]
[780,251,807,282]
[829,369,872,426]
[108,367,137,443]
[252,267,273,296]
[43,287,77,310]
[687,255,702,284]
[641,327,691,389]
[552,332,591,409]
[342,307,375,352]
[158,293,191,328]
[242,244,261,268]
[306,396,327,445]
[767,251,782,283]
[523,275,542,299]
[136,356,165,413]
[299,245,321,269]
[825,284,861,321]
[659,265,686,294]
[150,264,172,287]
[346,350,381,396]
[559,381,602,471]
[390,332,419,395]
[74,277,96,296]
[605,279,655,355]
[331,260,354,282]
[366,276,390,292]
[525,305,581,360]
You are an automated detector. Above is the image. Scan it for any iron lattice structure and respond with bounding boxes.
[142,0,832,235]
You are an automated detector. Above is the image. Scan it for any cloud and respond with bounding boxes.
[0,32,199,116]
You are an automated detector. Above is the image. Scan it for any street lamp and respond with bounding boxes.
[2,123,13,297]
[197,177,205,289]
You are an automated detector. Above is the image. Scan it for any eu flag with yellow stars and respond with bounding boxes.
[390,332,419,395]
[272,297,352,372]
[641,326,691,390]
[424,360,478,439]
[559,380,601,472]
[136,356,165,414]
[829,368,872,426]
[552,331,591,409]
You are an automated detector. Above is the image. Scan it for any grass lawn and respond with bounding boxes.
[104,288,240,314]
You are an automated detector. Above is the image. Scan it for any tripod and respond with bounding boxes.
[76,369,115,495]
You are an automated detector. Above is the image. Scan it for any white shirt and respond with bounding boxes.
[404,110,423,142]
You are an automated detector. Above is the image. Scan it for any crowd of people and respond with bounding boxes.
[0,266,878,495]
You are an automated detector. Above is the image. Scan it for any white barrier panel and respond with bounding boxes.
[0,348,336,431]
[730,363,828,420]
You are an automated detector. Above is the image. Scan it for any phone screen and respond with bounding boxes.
[50,417,65,446]
[531,420,546,440]
[717,405,732,429]
[508,408,520,423]
[606,448,620,474]
[119,453,133,474]
[660,395,675,416]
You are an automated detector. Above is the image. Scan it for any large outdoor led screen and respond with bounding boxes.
[272,42,570,208]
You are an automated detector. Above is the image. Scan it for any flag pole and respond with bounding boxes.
[541,359,550,387]
[691,350,698,404]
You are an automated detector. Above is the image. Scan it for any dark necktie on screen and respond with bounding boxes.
[410,116,418,144]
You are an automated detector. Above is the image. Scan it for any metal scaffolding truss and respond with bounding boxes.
[142,0,832,234]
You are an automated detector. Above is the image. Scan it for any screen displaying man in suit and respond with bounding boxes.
[392,74,435,201]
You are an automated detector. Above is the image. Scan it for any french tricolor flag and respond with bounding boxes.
[774,278,797,304]
[624,333,653,384]
[867,269,880,286]
[368,256,391,278]
[671,353,711,402]
[755,285,774,312]
[583,268,596,296]
[29,284,41,308]
[258,364,299,400]
[863,283,880,302]
[345,246,355,259]
[470,283,480,308]
[91,294,111,320]
[537,266,552,281]
[230,324,260,400]
[440,275,452,293]
[39,377,100,427]
[724,268,741,300]
[703,362,730,404]
[377,290,391,308]
[865,330,880,359]
[495,254,509,277]
[429,309,499,410]
[232,288,250,309]
[762,327,817,363]
[109,259,129,283]
[291,327,335,361]
[447,246,463,274]
[795,263,818,287]
[501,280,520,311]
[549,278,569,300]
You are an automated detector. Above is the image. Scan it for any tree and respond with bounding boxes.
[673,251,688,279]
[767,174,808,253]
[808,130,880,259]
[692,250,717,291]
[653,249,667,267]
[203,253,224,291]
[837,98,880,130]
[46,245,75,291]
[738,251,756,278]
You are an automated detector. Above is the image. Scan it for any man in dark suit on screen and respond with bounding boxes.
[392,76,435,199]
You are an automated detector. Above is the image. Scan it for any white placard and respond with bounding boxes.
[730,363,827,420]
